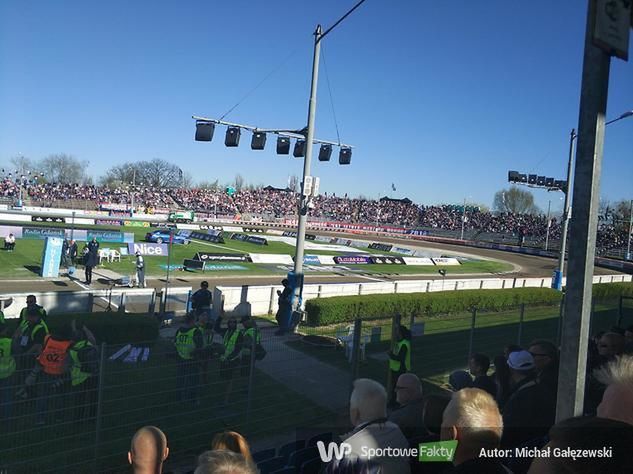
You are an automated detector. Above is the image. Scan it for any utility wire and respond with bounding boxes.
[219,48,299,121]
[321,44,342,145]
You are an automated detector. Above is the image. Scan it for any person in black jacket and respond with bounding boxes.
[274,279,292,335]
[527,339,559,398]
[191,281,212,319]
[469,353,497,398]
[83,242,98,285]
[501,350,555,448]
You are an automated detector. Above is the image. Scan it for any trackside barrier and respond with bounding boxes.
[0,287,192,318]
[215,274,632,317]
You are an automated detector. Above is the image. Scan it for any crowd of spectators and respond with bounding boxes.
[1,179,630,251]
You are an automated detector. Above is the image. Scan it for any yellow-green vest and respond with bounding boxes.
[0,337,16,379]
[69,340,93,386]
[240,327,261,357]
[389,339,411,372]
[175,327,199,360]
[223,329,240,360]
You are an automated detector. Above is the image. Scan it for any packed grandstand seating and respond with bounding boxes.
[1,179,630,253]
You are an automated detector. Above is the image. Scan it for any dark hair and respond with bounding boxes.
[470,353,491,373]
[201,281,209,288]
[281,279,289,286]
[609,326,625,336]
[504,344,522,356]
[493,355,510,404]
[528,339,559,361]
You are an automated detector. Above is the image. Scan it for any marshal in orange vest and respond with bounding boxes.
[37,335,72,375]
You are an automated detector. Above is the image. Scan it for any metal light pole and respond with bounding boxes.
[287,0,367,331]
[627,199,633,261]
[460,197,467,240]
[552,129,576,290]
[130,168,136,215]
[545,200,551,251]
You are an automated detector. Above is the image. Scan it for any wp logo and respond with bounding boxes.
[316,441,352,462]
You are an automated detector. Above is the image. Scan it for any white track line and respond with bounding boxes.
[73,279,120,310]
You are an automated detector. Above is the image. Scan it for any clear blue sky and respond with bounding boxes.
[1,0,631,213]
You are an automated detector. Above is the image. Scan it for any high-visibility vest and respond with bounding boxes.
[175,327,199,360]
[389,339,411,372]
[37,336,72,375]
[19,305,47,321]
[223,329,240,360]
[240,327,261,357]
[69,340,94,386]
[0,311,5,325]
[197,324,213,347]
[0,337,16,379]
[19,320,49,349]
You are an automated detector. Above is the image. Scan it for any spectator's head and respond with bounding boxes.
[528,416,633,474]
[503,344,522,359]
[507,350,535,383]
[26,295,37,307]
[594,355,633,426]
[398,324,411,341]
[127,426,169,474]
[528,339,558,373]
[184,312,195,325]
[350,378,387,427]
[281,278,289,287]
[201,281,209,289]
[198,312,209,325]
[395,373,423,406]
[92,237,97,243]
[240,316,254,329]
[227,317,238,331]
[469,353,491,377]
[598,332,625,358]
[423,394,451,435]
[625,325,633,346]
[210,431,252,463]
[492,355,509,378]
[323,457,384,474]
[448,370,473,391]
[441,388,503,466]
[195,450,257,474]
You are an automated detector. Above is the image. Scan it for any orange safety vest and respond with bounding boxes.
[37,336,72,375]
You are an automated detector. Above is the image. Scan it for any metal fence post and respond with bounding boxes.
[617,295,623,327]
[517,304,525,346]
[93,342,107,473]
[350,318,362,383]
[557,293,565,346]
[245,328,257,428]
[386,313,401,397]
[467,307,477,363]
[119,292,126,313]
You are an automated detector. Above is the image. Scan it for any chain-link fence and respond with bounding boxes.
[1,296,631,473]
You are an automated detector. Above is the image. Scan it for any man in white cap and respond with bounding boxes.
[501,350,555,448]
[135,251,146,288]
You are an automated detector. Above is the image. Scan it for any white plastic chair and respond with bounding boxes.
[109,249,121,262]
[336,325,370,363]
[98,249,111,263]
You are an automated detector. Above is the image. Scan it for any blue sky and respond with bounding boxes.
[0,0,631,212]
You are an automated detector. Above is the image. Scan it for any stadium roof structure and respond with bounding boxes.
[379,196,412,204]
[263,185,292,192]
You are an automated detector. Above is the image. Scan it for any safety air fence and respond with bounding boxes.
[2,294,632,473]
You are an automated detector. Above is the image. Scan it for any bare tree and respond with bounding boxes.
[9,155,36,174]
[493,187,539,214]
[198,179,220,190]
[100,163,141,187]
[39,154,89,184]
[181,171,194,189]
[102,159,182,188]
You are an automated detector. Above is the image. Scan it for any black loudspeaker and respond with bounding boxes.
[519,174,527,183]
[225,127,241,147]
[554,180,567,192]
[339,147,352,165]
[318,144,332,161]
[545,177,555,187]
[277,137,290,154]
[294,140,306,158]
[537,176,546,186]
[508,171,519,182]
[251,131,266,150]
[528,174,537,185]
[195,122,215,141]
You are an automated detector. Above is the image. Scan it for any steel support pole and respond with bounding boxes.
[289,25,322,328]
[545,200,551,251]
[460,197,466,240]
[552,129,576,290]
[627,200,633,261]
[556,0,610,422]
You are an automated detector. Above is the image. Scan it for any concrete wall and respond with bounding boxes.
[215,274,633,317]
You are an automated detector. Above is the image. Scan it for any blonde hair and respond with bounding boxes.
[195,450,257,474]
[594,355,633,387]
[211,431,253,463]
[442,388,503,448]
[350,378,387,422]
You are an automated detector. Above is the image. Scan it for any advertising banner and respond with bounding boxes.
[204,264,248,271]
[282,230,316,240]
[223,226,244,232]
[64,217,94,225]
[183,259,205,270]
[150,222,178,229]
[334,255,372,264]
[128,242,169,256]
[40,237,64,277]
[370,256,405,264]
[317,255,336,265]
[123,220,150,227]
[0,225,23,238]
[266,229,285,236]
[207,228,223,237]
[403,257,434,265]
[249,253,294,264]
[432,257,461,266]
[97,219,123,226]
[393,246,415,255]
[193,252,249,262]
[230,233,268,245]
[176,223,200,230]
[369,242,394,252]
[190,231,224,243]
[349,240,371,249]
[303,255,321,265]
[32,216,64,223]
[87,230,133,243]
[0,212,32,223]
[243,227,266,233]
[23,227,65,239]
